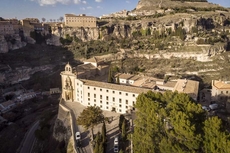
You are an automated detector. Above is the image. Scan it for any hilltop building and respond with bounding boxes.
[212,80,230,101]
[0,21,14,35]
[60,57,199,114]
[64,14,97,28]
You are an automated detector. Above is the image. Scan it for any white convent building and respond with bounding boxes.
[61,57,199,114]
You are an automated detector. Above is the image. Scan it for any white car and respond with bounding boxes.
[114,136,119,145]
[75,132,81,140]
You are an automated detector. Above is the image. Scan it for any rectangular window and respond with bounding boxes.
[119,99,122,103]
[100,101,102,103]
[106,96,108,100]
[119,109,121,112]
[106,102,109,105]
[113,91,115,94]
[88,93,90,97]
[113,97,115,102]
[126,93,128,96]
[100,95,102,99]
[106,90,109,92]
[100,89,102,91]
[133,94,135,97]
[119,92,122,95]
[94,99,96,102]
[226,91,229,94]
[221,91,223,94]
[126,100,128,104]
[119,104,122,107]
[88,102,90,105]
[94,88,96,90]
[126,106,128,109]
[100,105,102,108]
[94,94,96,98]
[106,106,109,109]
[94,104,96,106]
[88,98,90,101]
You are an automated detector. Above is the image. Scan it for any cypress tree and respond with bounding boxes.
[102,122,106,143]
[119,115,125,131]
[121,120,126,141]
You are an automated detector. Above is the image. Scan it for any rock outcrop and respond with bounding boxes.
[135,0,221,12]
[0,34,36,53]
[0,35,8,53]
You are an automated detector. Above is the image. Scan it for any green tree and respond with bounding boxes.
[203,117,230,153]
[121,120,127,141]
[116,76,120,84]
[119,149,124,153]
[119,114,125,131]
[108,68,113,83]
[77,106,104,137]
[102,122,106,143]
[133,91,205,153]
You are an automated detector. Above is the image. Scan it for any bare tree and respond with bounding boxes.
[42,18,46,23]
[59,16,64,22]
[50,19,52,22]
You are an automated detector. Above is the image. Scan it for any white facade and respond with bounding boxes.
[61,62,200,113]
[61,64,149,114]
[212,80,230,101]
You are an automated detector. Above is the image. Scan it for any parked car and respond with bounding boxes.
[114,136,119,145]
[114,144,119,153]
[209,103,218,110]
[76,139,81,148]
[75,131,81,140]
[202,106,210,112]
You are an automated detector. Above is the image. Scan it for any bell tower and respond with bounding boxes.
[60,63,76,102]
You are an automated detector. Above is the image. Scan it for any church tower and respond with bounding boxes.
[60,63,76,102]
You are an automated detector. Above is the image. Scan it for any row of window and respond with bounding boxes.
[66,17,96,20]
[66,20,96,23]
[220,91,229,94]
[87,96,132,104]
[87,87,136,97]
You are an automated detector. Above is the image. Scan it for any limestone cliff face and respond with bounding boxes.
[135,0,220,11]
[0,34,36,53]
[7,34,27,51]
[0,35,8,53]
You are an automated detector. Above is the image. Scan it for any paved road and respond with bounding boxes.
[20,121,39,153]
[62,102,92,153]
[64,102,121,153]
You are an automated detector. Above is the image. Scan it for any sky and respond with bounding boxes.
[0,0,230,21]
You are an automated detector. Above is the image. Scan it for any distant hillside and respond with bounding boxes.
[135,0,223,11]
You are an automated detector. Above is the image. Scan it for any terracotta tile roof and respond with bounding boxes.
[173,79,199,100]
[84,56,104,64]
[118,73,134,80]
[213,80,230,89]
[80,79,151,94]
[76,63,96,72]
[159,81,177,88]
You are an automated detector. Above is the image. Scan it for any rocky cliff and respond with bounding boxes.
[135,0,221,11]
[0,34,35,53]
